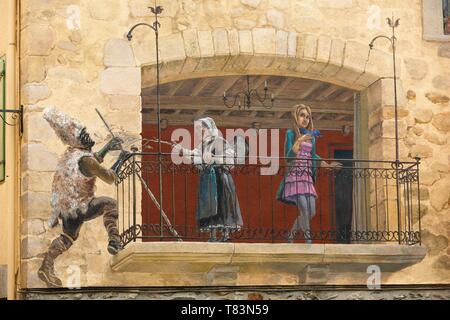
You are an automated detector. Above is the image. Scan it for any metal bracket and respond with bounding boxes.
[1,105,23,135]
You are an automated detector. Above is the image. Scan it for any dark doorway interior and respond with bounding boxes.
[334,149,354,244]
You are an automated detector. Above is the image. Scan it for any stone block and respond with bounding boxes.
[276,30,288,56]
[21,219,46,236]
[21,143,58,172]
[22,171,53,193]
[321,38,345,77]
[57,41,77,52]
[409,143,434,159]
[104,39,135,67]
[381,119,407,139]
[238,30,253,54]
[429,177,450,211]
[433,74,450,91]
[21,191,51,219]
[302,34,317,60]
[222,55,253,72]
[299,264,329,285]
[22,84,51,104]
[269,0,289,9]
[432,112,450,132]
[413,108,433,124]
[234,18,257,30]
[22,24,55,56]
[182,29,200,57]
[336,40,367,82]
[21,237,51,259]
[317,0,353,8]
[424,131,447,145]
[107,95,141,112]
[407,90,416,100]
[380,79,407,108]
[411,187,430,201]
[422,230,449,256]
[420,169,441,186]
[23,112,54,144]
[438,43,450,58]
[404,58,428,80]
[430,161,450,173]
[425,92,449,104]
[88,1,119,20]
[308,35,331,74]
[198,31,214,57]
[21,56,46,84]
[22,171,53,192]
[100,67,141,96]
[240,0,261,9]
[180,57,200,75]
[157,0,179,17]
[212,28,230,55]
[245,56,275,71]
[316,35,332,64]
[292,59,315,74]
[159,59,185,80]
[228,29,240,55]
[379,106,409,120]
[287,32,297,57]
[47,66,84,83]
[266,9,284,29]
[207,265,240,285]
[129,0,152,17]
[131,33,156,66]
[159,33,186,62]
[252,28,276,55]
[100,111,141,134]
[195,56,230,72]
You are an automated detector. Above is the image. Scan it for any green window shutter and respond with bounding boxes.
[0,58,5,182]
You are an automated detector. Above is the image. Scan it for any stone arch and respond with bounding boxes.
[101,28,406,162]
[101,28,397,93]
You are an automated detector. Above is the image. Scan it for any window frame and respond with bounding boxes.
[423,0,450,41]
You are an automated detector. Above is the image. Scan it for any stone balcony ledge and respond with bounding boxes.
[110,242,426,285]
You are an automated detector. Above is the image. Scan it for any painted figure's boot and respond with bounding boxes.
[221,227,231,242]
[286,231,296,243]
[38,235,72,288]
[304,229,313,244]
[207,227,218,242]
[104,208,123,255]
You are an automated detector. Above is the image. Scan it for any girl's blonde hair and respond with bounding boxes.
[291,104,314,138]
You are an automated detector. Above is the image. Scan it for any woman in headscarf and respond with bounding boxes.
[173,117,243,242]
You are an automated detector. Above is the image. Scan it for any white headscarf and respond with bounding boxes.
[197,117,220,140]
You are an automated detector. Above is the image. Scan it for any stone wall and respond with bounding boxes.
[20,286,450,300]
[19,0,450,289]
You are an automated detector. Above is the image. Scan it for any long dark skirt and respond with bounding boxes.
[196,166,243,231]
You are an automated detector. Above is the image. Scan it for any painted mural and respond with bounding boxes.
[37,107,129,287]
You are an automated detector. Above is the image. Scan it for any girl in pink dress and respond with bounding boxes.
[277,104,341,243]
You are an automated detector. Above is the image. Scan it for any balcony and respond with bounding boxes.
[110,153,426,285]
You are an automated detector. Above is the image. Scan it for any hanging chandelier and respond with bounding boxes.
[222,75,274,110]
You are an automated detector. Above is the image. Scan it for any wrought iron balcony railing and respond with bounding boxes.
[115,153,421,247]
